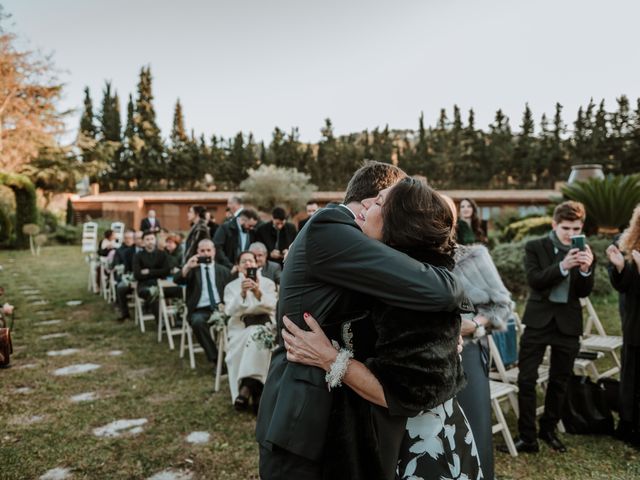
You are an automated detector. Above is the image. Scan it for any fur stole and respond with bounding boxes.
[453,244,513,331]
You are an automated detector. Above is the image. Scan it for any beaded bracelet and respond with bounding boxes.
[325,348,353,390]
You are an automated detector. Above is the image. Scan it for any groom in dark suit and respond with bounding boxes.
[256,161,465,479]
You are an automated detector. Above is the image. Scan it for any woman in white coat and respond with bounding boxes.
[224,250,277,413]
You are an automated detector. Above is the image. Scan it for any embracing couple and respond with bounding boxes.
[256,162,483,480]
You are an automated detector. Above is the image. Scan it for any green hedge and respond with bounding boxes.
[0,173,38,249]
[492,235,614,300]
[501,216,553,243]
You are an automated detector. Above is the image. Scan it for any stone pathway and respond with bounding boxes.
[186,431,211,444]
[39,467,73,480]
[92,418,148,438]
[40,333,70,340]
[147,470,193,480]
[53,363,101,376]
[69,392,98,403]
[47,348,81,357]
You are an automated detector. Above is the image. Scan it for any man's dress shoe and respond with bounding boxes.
[538,430,567,452]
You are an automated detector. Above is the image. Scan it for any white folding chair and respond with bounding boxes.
[157,279,183,350]
[179,319,204,369]
[99,257,113,302]
[213,324,228,392]
[579,297,623,379]
[489,380,520,457]
[82,222,99,293]
[132,281,155,333]
[110,221,125,248]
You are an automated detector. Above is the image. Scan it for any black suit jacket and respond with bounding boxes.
[113,245,135,274]
[174,263,232,316]
[132,249,170,289]
[213,218,256,269]
[256,204,464,462]
[255,221,298,259]
[521,235,595,336]
[140,217,161,232]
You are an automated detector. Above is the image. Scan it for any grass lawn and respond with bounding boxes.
[0,245,638,479]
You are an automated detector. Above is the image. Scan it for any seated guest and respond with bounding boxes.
[249,242,281,285]
[205,211,219,239]
[174,239,232,364]
[214,208,259,270]
[297,200,319,230]
[255,206,298,265]
[164,234,182,275]
[133,231,170,319]
[224,250,277,413]
[134,230,144,253]
[183,205,211,264]
[140,209,161,233]
[456,197,487,245]
[98,229,117,257]
[113,230,136,321]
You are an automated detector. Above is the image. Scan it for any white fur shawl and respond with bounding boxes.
[454,244,513,331]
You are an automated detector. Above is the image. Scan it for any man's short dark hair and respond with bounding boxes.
[272,207,287,221]
[344,161,407,204]
[553,201,586,223]
[142,230,156,239]
[239,208,259,221]
[191,204,207,220]
[306,200,318,206]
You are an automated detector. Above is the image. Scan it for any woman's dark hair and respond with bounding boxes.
[237,250,257,263]
[190,204,207,220]
[104,229,114,239]
[381,178,456,257]
[459,197,486,243]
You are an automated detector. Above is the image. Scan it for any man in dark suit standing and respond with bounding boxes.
[174,239,232,363]
[510,201,595,453]
[140,209,161,233]
[255,207,298,265]
[213,208,259,269]
[256,162,465,479]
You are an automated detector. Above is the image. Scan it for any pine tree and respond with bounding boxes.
[609,95,631,174]
[98,82,122,189]
[514,104,536,186]
[487,109,513,187]
[170,99,188,145]
[625,98,640,175]
[118,94,137,188]
[134,66,165,189]
[79,87,97,138]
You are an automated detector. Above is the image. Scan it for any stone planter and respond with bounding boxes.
[567,164,605,184]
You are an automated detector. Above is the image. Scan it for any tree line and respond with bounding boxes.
[78,66,640,192]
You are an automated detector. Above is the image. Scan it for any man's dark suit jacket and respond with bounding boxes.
[255,204,464,462]
[140,217,161,232]
[113,244,135,274]
[255,221,298,258]
[213,218,256,269]
[261,260,282,285]
[173,262,232,317]
[521,235,595,336]
[132,249,170,289]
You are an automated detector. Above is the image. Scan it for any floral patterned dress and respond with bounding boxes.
[397,398,483,480]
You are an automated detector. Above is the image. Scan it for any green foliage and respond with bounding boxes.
[0,204,11,243]
[38,209,59,233]
[66,198,74,225]
[239,164,317,212]
[0,172,38,248]
[562,174,640,230]
[52,223,82,244]
[501,216,553,242]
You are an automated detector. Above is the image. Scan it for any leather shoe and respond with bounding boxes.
[539,430,567,452]
[497,437,539,454]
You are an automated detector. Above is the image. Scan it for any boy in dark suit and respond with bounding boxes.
[510,201,595,453]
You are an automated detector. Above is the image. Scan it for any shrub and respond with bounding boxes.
[52,224,82,245]
[0,206,11,244]
[562,174,640,232]
[501,216,553,243]
[239,164,317,213]
[39,209,59,233]
[491,235,613,300]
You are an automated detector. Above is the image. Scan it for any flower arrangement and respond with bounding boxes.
[251,322,277,351]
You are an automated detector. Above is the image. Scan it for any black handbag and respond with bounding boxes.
[561,375,614,435]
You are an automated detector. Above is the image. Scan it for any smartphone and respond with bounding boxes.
[571,235,586,251]
[197,256,212,264]
[246,267,257,281]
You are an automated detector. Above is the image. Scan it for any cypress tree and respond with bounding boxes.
[487,109,513,187]
[610,95,631,174]
[80,87,97,138]
[171,99,188,144]
[514,104,536,186]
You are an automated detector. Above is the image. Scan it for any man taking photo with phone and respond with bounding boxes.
[174,239,232,366]
[502,200,595,454]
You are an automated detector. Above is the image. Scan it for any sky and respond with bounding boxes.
[4,0,640,144]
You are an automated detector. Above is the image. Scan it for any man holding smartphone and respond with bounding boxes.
[174,239,232,364]
[504,201,595,454]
